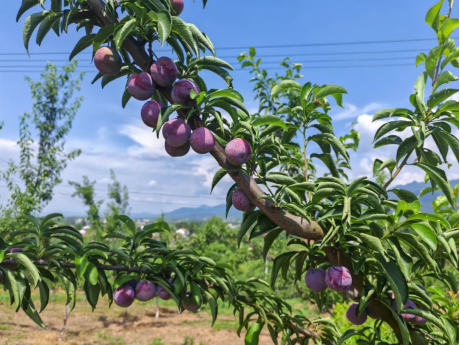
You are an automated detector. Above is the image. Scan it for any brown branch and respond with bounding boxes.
[86,0,323,241]
[383,150,413,190]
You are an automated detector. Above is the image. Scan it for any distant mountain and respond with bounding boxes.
[131,204,242,221]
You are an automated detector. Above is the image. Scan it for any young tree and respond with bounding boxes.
[2,1,458,344]
[105,169,130,233]
[0,63,83,233]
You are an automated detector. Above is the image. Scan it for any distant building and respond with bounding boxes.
[75,218,83,224]
[176,228,190,237]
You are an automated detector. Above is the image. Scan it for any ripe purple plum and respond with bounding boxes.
[162,118,191,147]
[304,268,327,292]
[126,279,138,289]
[171,79,199,107]
[150,57,178,87]
[413,316,427,324]
[114,285,135,308]
[182,292,200,312]
[232,188,253,212]
[165,141,190,157]
[141,100,161,128]
[190,127,215,154]
[157,279,173,300]
[135,280,157,301]
[94,46,122,76]
[325,266,352,292]
[128,72,155,100]
[392,298,417,323]
[346,304,367,325]
[225,138,252,166]
[171,0,184,16]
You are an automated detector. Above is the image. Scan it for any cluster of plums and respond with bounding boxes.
[114,278,200,312]
[304,267,427,325]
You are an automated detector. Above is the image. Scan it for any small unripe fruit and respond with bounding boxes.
[128,72,155,100]
[232,188,252,212]
[171,79,199,106]
[182,292,200,312]
[165,141,190,157]
[392,298,417,323]
[114,285,135,308]
[135,280,156,301]
[190,127,215,154]
[304,268,327,292]
[141,100,161,128]
[150,57,178,87]
[325,266,352,292]
[94,46,122,76]
[346,304,367,325]
[225,138,252,166]
[171,0,184,16]
[163,118,191,147]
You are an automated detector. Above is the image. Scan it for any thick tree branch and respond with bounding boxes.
[86,0,323,241]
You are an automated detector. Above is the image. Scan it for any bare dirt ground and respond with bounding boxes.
[0,294,275,345]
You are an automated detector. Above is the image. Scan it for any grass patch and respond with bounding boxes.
[96,331,125,345]
[0,324,12,331]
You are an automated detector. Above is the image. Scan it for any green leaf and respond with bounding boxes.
[208,89,243,102]
[428,88,459,109]
[252,115,287,129]
[358,233,386,257]
[309,133,349,163]
[433,71,458,92]
[315,84,347,99]
[84,281,100,310]
[210,168,227,193]
[413,162,455,207]
[37,280,50,313]
[374,135,402,148]
[200,65,233,88]
[415,53,427,66]
[189,56,233,70]
[262,228,283,261]
[373,120,412,142]
[237,211,261,247]
[375,254,408,313]
[265,172,296,186]
[9,253,40,287]
[393,232,438,271]
[114,215,136,234]
[22,297,45,328]
[172,17,198,56]
[404,213,450,230]
[396,136,417,163]
[414,72,427,111]
[17,0,41,22]
[409,222,438,251]
[203,291,218,326]
[114,19,137,49]
[69,34,95,61]
[387,307,410,345]
[245,322,262,345]
[270,80,302,98]
[440,18,459,39]
[379,158,397,174]
[443,132,459,162]
[425,0,444,31]
[85,263,99,285]
[390,189,418,203]
[311,153,339,178]
[36,11,63,46]
[23,11,49,53]
[92,24,116,53]
[431,128,449,162]
[156,10,172,46]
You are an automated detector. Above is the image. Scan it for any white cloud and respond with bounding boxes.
[148,179,156,186]
[331,102,383,121]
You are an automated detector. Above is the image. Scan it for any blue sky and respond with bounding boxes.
[0,1,458,216]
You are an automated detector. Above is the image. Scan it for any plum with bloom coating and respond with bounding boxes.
[128,72,155,100]
[165,141,190,157]
[126,279,137,289]
[162,118,191,147]
[232,188,252,212]
[171,80,199,106]
[94,46,122,76]
[114,285,135,308]
[190,127,215,154]
[141,100,161,128]
[304,268,327,292]
[392,298,417,323]
[150,57,178,87]
[325,266,352,292]
[346,304,367,325]
[182,292,200,312]
[157,278,173,300]
[225,138,252,166]
[135,280,156,301]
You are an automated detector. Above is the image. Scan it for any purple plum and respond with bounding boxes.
[141,100,161,128]
[114,285,135,308]
[232,188,253,212]
[157,279,173,300]
[392,298,417,323]
[128,72,155,100]
[94,46,122,76]
[6,248,23,254]
[190,127,215,154]
[304,268,327,292]
[346,304,367,325]
[171,79,199,106]
[126,279,137,289]
[150,57,178,87]
[165,141,190,157]
[135,280,157,301]
[163,118,191,147]
[171,0,184,16]
[225,138,252,166]
[182,292,200,312]
[325,266,352,292]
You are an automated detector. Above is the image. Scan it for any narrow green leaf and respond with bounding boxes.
[270,80,302,98]
[114,19,137,49]
[17,0,40,22]
[409,223,438,251]
[9,253,40,287]
[316,84,347,99]
[375,254,408,313]
[92,24,116,53]
[23,11,49,53]
[237,211,261,247]
[413,162,455,207]
[211,168,227,193]
[36,11,63,46]
[252,115,287,129]
[69,34,95,60]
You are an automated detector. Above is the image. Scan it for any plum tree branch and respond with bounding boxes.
[86,0,323,241]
